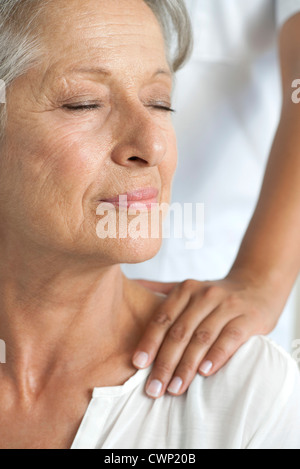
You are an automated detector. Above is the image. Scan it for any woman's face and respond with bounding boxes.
[0,0,177,265]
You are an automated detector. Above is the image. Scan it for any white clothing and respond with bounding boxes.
[277,0,300,25]
[71,336,300,449]
[122,0,300,352]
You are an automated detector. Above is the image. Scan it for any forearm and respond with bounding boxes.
[229,114,300,305]
[229,15,300,307]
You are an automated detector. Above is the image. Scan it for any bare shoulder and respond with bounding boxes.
[123,275,167,324]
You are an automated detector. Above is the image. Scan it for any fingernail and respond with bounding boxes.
[167,377,183,394]
[199,360,213,375]
[146,379,163,398]
[133,351,149,368]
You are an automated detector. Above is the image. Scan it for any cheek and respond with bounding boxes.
[47,138,98,193]
[41,124,96,173]
[164,128,178,174]
[3,117,108,239]
[28,123,110,205]
[160,134,177,201]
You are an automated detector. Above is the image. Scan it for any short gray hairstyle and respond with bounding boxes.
[0,0,193,141]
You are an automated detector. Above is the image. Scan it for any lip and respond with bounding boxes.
[100,187,159,210]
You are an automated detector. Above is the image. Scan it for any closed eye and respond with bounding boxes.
[62,103,176,113]
[62,104,102,111]
[150,104,176,113]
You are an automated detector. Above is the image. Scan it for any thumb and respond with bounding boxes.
[135,279,179,295]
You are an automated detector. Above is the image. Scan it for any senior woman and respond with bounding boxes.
[0,0,300,450]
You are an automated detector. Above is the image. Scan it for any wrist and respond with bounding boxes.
[227,264,281,288]
[226,262,293,309]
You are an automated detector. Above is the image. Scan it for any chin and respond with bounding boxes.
[123,237,163,264]
[93,207,165,264]
[93,236,163,265]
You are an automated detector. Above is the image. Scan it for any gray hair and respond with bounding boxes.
[0,0,193,141]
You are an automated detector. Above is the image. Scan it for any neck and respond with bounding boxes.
[0,240,143,400]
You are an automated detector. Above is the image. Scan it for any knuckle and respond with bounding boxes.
[192,329,213,346]
[168,324,188,344]
[181,279,197,292]
[203,285,224,300]
[212,344,228,361]
[223,326,244,342]
[152,311,173,328]
[224,293,241,309]
[154,360,172,376]
[179,360,196,375]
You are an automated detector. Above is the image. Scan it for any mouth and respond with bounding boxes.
[99,187,160,210]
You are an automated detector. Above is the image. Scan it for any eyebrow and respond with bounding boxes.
[65,66,173,79]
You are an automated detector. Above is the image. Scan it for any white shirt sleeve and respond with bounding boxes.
[230,337,300,449]
[198,336,300,449]
[276,0,300,27]
[246,357,300,449]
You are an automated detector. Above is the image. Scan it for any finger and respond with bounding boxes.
[133,283,226,372]
[166,308,239,395]
[198,316,251,377]
[132,283,192,370]
[135,279,179,294]
[143,293,226,398]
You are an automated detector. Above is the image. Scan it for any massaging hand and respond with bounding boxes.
[132,272,280,398]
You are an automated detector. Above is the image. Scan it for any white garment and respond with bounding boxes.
[71,336,300,449]
[277,0,300,25]
[122,0,300,352]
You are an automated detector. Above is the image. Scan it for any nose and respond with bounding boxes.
[110,100,168,168]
